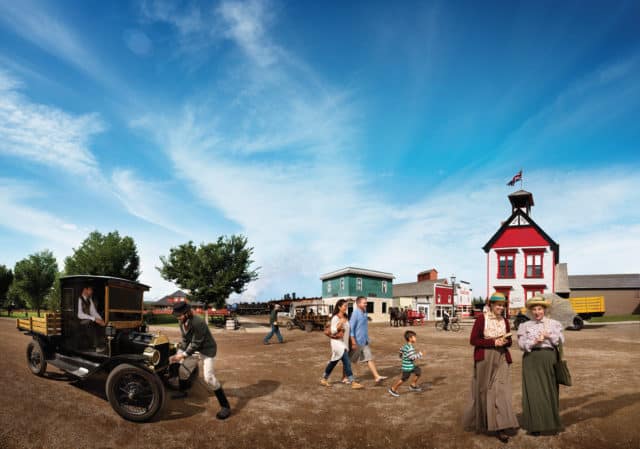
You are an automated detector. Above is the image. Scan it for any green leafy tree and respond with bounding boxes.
[45,272,62,311]
[0,264,13,307]
[158,235,259,309]
[13,250,58,317]
[65,230,140,280]
[6,284,27,315]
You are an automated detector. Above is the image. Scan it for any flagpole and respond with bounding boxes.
[520,168,523,189]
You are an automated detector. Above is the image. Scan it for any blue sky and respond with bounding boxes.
[1,0,639,301]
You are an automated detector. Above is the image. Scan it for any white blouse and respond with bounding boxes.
[329,315,350,361]
[517,317,564,352]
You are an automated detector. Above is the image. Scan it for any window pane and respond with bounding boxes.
[366,302,374,313]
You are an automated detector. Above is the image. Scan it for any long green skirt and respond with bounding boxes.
[521,349,563,433]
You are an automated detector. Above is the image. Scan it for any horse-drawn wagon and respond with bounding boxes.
[279,303,331,332]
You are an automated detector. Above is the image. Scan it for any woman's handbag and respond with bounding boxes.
[554,342,572,386]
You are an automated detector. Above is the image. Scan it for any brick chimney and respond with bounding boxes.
[417,269,438,282]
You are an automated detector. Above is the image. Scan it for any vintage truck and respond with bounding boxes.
[17,275,188,422]
[568,296,606,330]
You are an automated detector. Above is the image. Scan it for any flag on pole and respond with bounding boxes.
[507,170,522,186]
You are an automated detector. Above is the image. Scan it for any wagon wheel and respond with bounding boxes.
[106,364,165,422]
[304,322,313,332]
[286,321,294,331]
[26,339,47,376]
[435,321,444,331]
[450,321,461,332]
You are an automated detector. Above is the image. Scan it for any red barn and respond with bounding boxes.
[483,190,559,315]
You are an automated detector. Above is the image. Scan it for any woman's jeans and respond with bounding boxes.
[323,349,353,381]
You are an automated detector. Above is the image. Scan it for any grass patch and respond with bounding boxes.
[590,314,640,323]
[0,311,55,319]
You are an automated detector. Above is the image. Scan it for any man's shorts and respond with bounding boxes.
[401,366,421,381]
[350,344,373,363]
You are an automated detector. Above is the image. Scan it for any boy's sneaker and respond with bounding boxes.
[388,388,400,397]
[320,378,332,388]
[350,381,364,390]
[409,385,423,392]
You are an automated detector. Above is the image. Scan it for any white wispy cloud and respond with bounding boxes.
[0,178,82,249]
[0,0,122,90]
[111,169,197,236]
[0,68,103,176]
[217,0,277,67]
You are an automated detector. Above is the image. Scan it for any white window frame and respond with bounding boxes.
[356,277,362,291]
[382,280,388,294]
[327,282,332,293]
[340,278,345,290]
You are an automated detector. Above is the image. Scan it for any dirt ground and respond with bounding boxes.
[0,317,638,449]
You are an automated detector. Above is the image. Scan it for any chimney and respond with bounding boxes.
[417,269,438,282]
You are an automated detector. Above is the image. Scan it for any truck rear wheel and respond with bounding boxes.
[27,340,47,376]
[106,364,165,422]
[572,316,584,331]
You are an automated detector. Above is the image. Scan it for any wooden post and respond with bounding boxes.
[105,286,110,323]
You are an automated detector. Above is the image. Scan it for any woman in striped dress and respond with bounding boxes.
[463,292,519,443]
[517,296,565,435]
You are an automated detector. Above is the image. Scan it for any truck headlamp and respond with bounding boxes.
[143,347,161,366]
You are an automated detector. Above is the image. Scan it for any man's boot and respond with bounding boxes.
[214,387,231,420]
[171,379,189,399]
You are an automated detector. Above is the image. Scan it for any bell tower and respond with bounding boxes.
[508,190,534,216]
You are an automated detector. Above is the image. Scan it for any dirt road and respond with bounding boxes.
[0,318,638,449]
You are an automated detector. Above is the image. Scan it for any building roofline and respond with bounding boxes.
[320,267,395,281]
[482,209,560,263]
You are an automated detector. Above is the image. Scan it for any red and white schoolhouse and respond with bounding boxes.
[483,190,559,314]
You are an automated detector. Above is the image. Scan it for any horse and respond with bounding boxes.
[389,307,401,327]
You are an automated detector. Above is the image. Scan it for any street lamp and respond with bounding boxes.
[450,274,456,316]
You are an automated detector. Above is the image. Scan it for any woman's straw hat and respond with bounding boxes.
[526,295,551,309]
[489,292,507,302]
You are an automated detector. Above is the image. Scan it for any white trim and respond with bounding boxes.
[320,266,395,281]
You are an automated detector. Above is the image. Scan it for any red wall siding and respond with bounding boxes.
[492,226,549,248]
[435,285,453,305]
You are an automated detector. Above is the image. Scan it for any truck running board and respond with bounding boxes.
[48,354,101,378]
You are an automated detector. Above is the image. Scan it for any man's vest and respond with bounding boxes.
[80,296,92,316]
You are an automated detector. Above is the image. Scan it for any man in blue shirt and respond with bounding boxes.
[349,296,388,384]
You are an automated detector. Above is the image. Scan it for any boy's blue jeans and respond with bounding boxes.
[323,349,354,381]
[264,324,283,343]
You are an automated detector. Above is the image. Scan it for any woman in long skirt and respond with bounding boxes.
[517,296,565,435]
[463,293,519,443]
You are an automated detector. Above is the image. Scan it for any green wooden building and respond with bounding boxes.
[320,267,394,322]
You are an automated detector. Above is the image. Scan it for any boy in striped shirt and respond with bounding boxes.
[388,330,423,397]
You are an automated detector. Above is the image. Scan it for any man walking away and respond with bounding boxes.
[264,304,284,344]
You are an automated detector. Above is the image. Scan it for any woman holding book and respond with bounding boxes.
[463,292,519,443]
[517,296,565,435]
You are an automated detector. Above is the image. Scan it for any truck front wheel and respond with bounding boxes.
[106,364,165,422]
